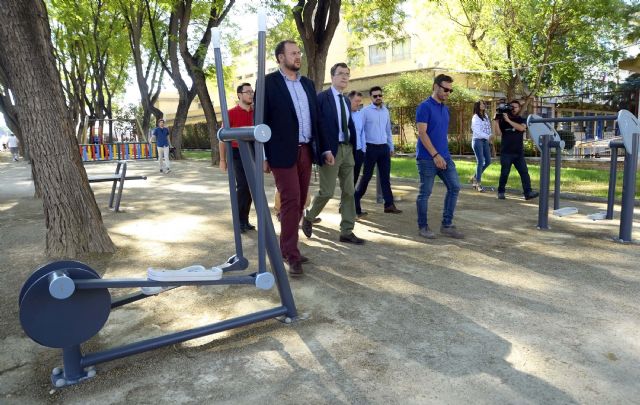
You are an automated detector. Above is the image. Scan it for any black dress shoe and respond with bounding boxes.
[300,255,310,263]
[339,233,365,245]
[288,261,304,276]
[242,222,256,231]
[301,218,313,238]
[384,204,402,214]
[524,191,539,200]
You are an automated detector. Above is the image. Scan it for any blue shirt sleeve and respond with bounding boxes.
[416,102,430,124]
[386,110,393,152]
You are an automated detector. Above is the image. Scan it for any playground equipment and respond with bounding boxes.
[527,110,639,242]
[86,161,147,212]
[79,141,157,162]
[18,12,299,388]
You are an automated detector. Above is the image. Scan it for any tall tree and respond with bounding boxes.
[50,0,130,142]
[146,0,234,162]
[442,0,629,103]
[0,0,116,256]
[267,0,406,89]
[119,0,165,138]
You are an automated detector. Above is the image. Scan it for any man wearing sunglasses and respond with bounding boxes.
[354,86,402,216]
[415,74,464,239]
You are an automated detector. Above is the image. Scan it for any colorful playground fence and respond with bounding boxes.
[79,142,157,162]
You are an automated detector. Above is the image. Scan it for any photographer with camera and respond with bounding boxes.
[493,100,539,200]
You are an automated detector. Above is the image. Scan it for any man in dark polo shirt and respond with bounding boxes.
[415,74,464,239]
[494,100,539,200]
[219,82,255,233]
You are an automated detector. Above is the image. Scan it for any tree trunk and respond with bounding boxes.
[293,0,341,90]
[0,0,115,256]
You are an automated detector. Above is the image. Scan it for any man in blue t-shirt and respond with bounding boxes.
[415,74,464,239]
[153,119,171,173]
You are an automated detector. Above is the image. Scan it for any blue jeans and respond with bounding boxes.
[472,138,491,182]
[416,158,460,229]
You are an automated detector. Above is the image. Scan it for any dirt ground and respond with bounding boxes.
[1,151,639,404]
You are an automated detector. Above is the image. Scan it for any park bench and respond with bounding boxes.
[87,161,146,212]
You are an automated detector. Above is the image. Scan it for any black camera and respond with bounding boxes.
[496,102,513,114]
[494,102,513,120]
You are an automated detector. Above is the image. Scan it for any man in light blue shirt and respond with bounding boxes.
[354,86,402,215]
[348,90,367,186]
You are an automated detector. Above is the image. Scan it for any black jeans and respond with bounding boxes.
[355,143,394,213]
[232,148,253,224]
[498,153,532,195]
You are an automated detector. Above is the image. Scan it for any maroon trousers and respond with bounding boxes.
[270,144,312,264]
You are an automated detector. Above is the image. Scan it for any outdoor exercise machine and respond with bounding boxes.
[527,110,639,242]
[18,12,300,388]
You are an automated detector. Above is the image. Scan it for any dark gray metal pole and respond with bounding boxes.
[606,142,622,220]
[254,15,267,276]
[618,133,639,242]
[537,134,551,229]
[212,30,243,260]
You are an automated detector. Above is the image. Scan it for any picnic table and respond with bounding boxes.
[88,161,147,212]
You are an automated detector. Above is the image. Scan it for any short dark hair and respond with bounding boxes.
[509,99,521,106]
[274,40,297,63]
[237,83,251,94]
[157,119,164,124]
[434,74,453,86]
[347,90,363,99]
[370,86,382,94]
[330,62,349,76]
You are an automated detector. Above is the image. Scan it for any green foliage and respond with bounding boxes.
[447,138,473,155]
[442,0,632,97]
[181,122,211,149]
[384,72,432,108]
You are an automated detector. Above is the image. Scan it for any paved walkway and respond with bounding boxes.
[1,153,639,404]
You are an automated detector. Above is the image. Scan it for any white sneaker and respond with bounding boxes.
[147,265,223,281]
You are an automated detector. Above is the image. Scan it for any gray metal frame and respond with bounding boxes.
[18,17,299,388]
[527,111,638,242]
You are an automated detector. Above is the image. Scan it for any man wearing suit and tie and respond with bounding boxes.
[263,40,334,277]
[301,63,365,245]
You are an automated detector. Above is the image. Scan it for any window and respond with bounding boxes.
[392,38,411,61]
[368,43,386,65]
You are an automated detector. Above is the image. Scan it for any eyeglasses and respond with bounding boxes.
[241,90,255,95]
[371,94,383,99]
[289,51,303,57]
[437,83,454,93]
[335,72,350,78]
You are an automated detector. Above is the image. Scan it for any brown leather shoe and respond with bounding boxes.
[301,218,313,238]
[288,260,304,276]
[339,233,365,245]
[384,204,402,214]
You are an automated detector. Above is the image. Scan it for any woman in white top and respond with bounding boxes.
[470,100,492,191]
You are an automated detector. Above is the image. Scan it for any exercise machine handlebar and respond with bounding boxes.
[217,124,271,143]
[528,115,617,124]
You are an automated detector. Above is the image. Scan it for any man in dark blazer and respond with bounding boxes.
[301,62,365,245]
[263,40,334,277]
